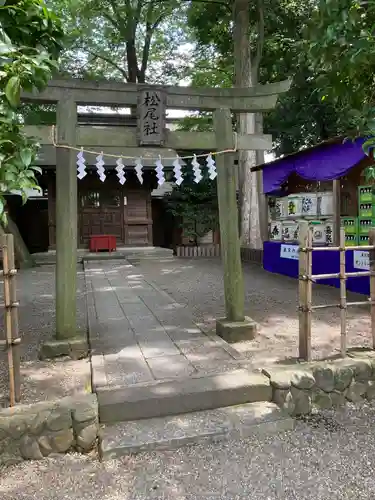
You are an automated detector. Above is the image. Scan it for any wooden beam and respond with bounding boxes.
[214,108,244,322]
[26,125,273,151]
[55,95,78,339]
[22,78,291,112]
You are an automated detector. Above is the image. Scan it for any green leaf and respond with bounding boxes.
[363,137,375,156]
[4,172,17,182]
[21,191,28,205]
[5,76,21,107]
[20,148,32,167]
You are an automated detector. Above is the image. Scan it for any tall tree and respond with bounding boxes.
[307,0,375,141]
[187,0,324,247]
[188,0,265,247]
[50,0,192,84]
[233,0,264,248]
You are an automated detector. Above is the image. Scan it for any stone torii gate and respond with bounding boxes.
[23,78,290,355]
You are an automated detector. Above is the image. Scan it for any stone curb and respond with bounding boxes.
[99,401,294,460]
[262,350,375,417]
[97,369,272,423]
[0,394,99,466]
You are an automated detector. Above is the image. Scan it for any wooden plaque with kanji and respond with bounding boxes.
[137,88,166,146]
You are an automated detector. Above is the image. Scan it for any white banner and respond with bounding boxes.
[353,250,369,270]
[280,244,299,260]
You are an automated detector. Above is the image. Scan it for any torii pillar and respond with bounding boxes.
[214,108,253,341]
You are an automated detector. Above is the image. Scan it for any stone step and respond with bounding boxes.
[97,369,272,424]
[33,247,173,265]
[99,401,294,460]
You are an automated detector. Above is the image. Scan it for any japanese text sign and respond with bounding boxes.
[137,88,166,146]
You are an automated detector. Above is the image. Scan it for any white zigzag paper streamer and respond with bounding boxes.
[192,154,202,184]
[173,156,183,185]
[135,158,143,184]
[206,154,217,180]
[116,158,126,185]
[96,153,106,182]
[75,149,218,186]
[76,149,87,180]
[155,156,165,186]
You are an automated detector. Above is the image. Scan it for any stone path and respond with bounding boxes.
[129,256,374,365]
[84,260,241,390]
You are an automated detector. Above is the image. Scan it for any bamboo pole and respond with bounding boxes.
[7,233,20,402]
[311,300,375,310]
[369,228,375,349]
[311,270,373,281]
[347,301,373,307]
[339,227,347,357]
[306,226,313,361]
[1,234,17,406]
[311,303,339,310]
[310,272,340,280]
[311,245,375,252]
[309,246,341,252]
[298,221,311,360]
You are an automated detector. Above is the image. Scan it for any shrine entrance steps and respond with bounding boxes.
[33,246,173,265]
[84,259,294,459]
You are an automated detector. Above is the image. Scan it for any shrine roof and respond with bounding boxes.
[251,136,368,194]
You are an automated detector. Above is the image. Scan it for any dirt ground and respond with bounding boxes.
[129,256,373,368]
[1,403,375,500]
[0,264,90,408]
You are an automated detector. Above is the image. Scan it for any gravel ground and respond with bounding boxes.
[0,264,90,407]
[130,257,373,367]
[1,402,375,499]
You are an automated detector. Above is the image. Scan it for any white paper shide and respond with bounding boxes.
[76,150,87,180]
[96,153,106,182]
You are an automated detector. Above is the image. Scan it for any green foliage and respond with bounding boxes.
[0,0,64,220]
[49,0,192,84]
[307,0,375,142]
[165,161,218,245]
[185,0,351,156]
[20,102,56,125]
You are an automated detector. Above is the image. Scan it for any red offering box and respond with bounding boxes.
[89,235,116,252]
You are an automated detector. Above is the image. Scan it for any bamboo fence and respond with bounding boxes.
[0,233,21,406]
[298,221,375,361]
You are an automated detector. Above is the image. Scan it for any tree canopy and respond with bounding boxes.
[50,0,191,84]
[5,0,374,233]
[185,0,348,156]
[307,0,375,145]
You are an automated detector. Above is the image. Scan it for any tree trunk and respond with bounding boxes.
[256,112,268,243]
[233,0,262,249]
[1,215,35,268]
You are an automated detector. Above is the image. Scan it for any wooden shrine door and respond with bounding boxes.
[79,177,124,247]
[123,189,153,246]
[78,175,153,247]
